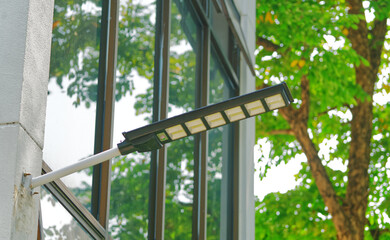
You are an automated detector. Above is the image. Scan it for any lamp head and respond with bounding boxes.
[117,82,293,155]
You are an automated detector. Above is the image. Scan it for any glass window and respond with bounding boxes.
[164,1,201,238]
[210,2,229,58]
[40,187,94,239]
[44,0,103,209]
[42,0,245,238]
[207,48,235,239]
[109,0,156,239]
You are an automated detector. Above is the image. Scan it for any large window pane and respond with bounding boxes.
[109,0,155,239]
[40,187,94,240]
[165,1,200,239]
[44,0,103,209]
[207,49,234,240]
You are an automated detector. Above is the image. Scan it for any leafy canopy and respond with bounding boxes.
[255,0,390,238]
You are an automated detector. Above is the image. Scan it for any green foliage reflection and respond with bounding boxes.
[48,0,236,238]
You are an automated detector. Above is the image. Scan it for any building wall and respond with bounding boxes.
[0,0,257,239]
[236,0,256,239]
[0,0,54,239]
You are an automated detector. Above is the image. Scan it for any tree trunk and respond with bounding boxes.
[292,121,356,240]
[343,0,387,239]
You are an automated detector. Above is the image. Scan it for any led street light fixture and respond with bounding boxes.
[117,82,293,155]
[28,82,293,189]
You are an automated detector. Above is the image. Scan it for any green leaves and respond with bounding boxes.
[255,183,336,239]
[255,0,390,238]
[255,0,379,167]
[109,155,151,240]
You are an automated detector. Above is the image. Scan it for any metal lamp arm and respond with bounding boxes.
[30,147,121,189]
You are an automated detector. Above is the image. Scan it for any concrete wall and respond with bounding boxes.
[0,0,54,238]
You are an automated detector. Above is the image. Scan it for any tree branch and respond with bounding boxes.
[278,75,309,123]
[291,121,352,239]
[277,74,353,239]
[316,106,338,118]
[268,129,294,135]
[316,104,352,118]
[256,37,280,52]
[368,223,390,240]
[299,75,310,122]
[346,0,372,96]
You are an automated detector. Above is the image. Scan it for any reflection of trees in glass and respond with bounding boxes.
[50,0,102,108]
[165,139,194,239]
[41,189,93,240]
[48,0,230,238]
[71,180,92,210]
[48,0,156,238]
[207,127,224,239]
[116,0,155,102]
[164,2,198,238]
[50,0,155,108]
[109,155,150,239]
[44,222,93,240]
[169,51,196,111]
[206,53,234,240]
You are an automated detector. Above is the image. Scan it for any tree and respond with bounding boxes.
[255,0,390,239]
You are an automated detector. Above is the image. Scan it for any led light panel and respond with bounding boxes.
[165,124,187,140]
[264,94,285,110]
[185,118,207,134]
[205,112,226,128]
[224,106,245,122]
[244,100,265,116]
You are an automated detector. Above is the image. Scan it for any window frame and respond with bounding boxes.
[40,0,119,238]
[41,0,253,239]
[42,162,106,239]
[149,1,243,239]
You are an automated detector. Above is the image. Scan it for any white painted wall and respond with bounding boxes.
[236,0,256,239]
[0,0,54,239]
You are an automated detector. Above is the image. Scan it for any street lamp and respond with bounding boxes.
[28,82,293,189]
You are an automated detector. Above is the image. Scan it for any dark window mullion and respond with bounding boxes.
[91,0,119,229]
[233,121,240,240]
[200,25,210,240]
[230,33,241,240]
[149,0,171,239]
[192,9,209,239]
[148,0,163,236]
[91,0,111,224]
[96,0,120,230]
[225,121,236,240]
